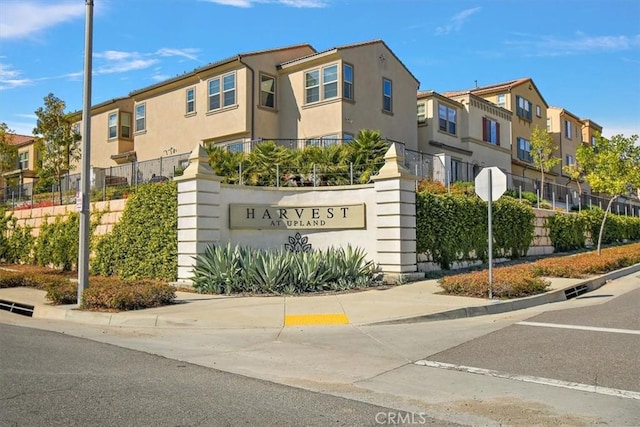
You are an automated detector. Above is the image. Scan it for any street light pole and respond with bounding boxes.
[78,0,94,304]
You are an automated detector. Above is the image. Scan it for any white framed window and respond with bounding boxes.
[591,135,596,146]
[260,73,276,108]
[417,103,426,124]
[565,119,572,138]
[135,104,146,132]
[566,154,574,166]
[438,103,456,135]
[108,112,117,139]
[18,151,29,170]
[186,88,196,114]
[208,72,236,111]
[305,69,320,103]
[546,117,552,131]
[482,117,500,145]
[305,64,340,104]
[120,112,131,139]
[343,63,354,100]
[496,94,506,108]
[536,105,541,117]
[382,78,392,112]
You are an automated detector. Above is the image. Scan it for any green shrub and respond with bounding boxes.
[546,213,587,252]
[82,277,176,311]
[91,182,177,281]
[192,244,376,295]
[3,217,34,264]
[33,213,79,271]
[415,193,535,269]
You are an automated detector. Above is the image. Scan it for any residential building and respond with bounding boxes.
[71,40,419,179]
[1,134,38,191]
[547,106,587,191]
[443,78,550,183]
[417,90,512,182]
[581,118,602,148]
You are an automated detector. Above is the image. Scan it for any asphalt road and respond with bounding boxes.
[425,287,640,393]
[0,323,458,427]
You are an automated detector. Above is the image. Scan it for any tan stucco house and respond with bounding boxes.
[2,134,38,190]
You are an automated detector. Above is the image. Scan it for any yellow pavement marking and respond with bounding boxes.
[285,313,349,326]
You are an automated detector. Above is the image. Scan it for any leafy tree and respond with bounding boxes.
[33,93,81,204]
[529,125,560,202]
[563,158,586,198]
[576,133,640,254]
[0,122,19,178]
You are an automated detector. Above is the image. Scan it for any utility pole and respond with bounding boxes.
[78,0,94,304]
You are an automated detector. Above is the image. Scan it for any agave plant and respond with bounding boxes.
[191,244,241,294]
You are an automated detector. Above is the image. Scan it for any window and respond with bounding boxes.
[323,65,338,99]
[516,96,532,121]
[18,151,28,170]
[417,103,426,124]
[186,88,195,114]
[135,104,146,132]
[208,72,236,111]
[536,105,541,117]
[517,137,533,162]
[438,103,456,135]
[343,133,354,142]
[108,112,117,139]
[565,119,572,138]
[566,155,574,166]
[343,64,354,100]
[591,136,596,146]
[305,65,340,104]
[260,74,276,108]
[482,117,500,145]
[546,117,551,131]
[223,73,235,107]
[120,112,131,139]
[382,78,392,112]
[305,70,320,103]
[496,94,506,108]
[305,134,340,148]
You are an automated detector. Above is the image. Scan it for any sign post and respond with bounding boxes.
[475,167,507,299]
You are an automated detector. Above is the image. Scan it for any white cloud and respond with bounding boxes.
[435,7,481,36]
[0,64,33,90]
[505,33,640,57]
[202,0,327,8]
[0,1,84,40]
[97,59,160,75]
[156,48,201,61]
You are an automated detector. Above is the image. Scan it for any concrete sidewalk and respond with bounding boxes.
[3,264,638,328]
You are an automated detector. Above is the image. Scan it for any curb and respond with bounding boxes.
[369,263,640,326]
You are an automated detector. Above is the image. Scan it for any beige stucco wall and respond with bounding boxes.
[279,42,419,149]
[548,107,583,184]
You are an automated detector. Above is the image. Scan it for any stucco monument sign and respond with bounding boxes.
[475,166,507,298]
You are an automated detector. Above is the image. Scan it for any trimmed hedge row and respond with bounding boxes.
[546,208,640,252]
[416,193,535,269]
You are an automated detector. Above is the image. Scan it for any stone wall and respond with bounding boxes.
[6,199,126,237]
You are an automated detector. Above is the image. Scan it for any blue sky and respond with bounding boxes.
[1,0,639,139]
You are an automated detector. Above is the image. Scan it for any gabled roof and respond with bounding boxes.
[279,39,420,85]
[443,77,549,107]
[130,43,316,97]
[580,118,602,130]
[7,134,35,147]
[548,106,582,122]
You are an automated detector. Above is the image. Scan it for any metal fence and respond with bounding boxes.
[2,141,639,216]
[1,152,190,209]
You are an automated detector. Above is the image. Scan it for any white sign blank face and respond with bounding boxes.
[475,167,507,202]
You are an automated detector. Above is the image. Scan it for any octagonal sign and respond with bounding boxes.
[475,167,507,202]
